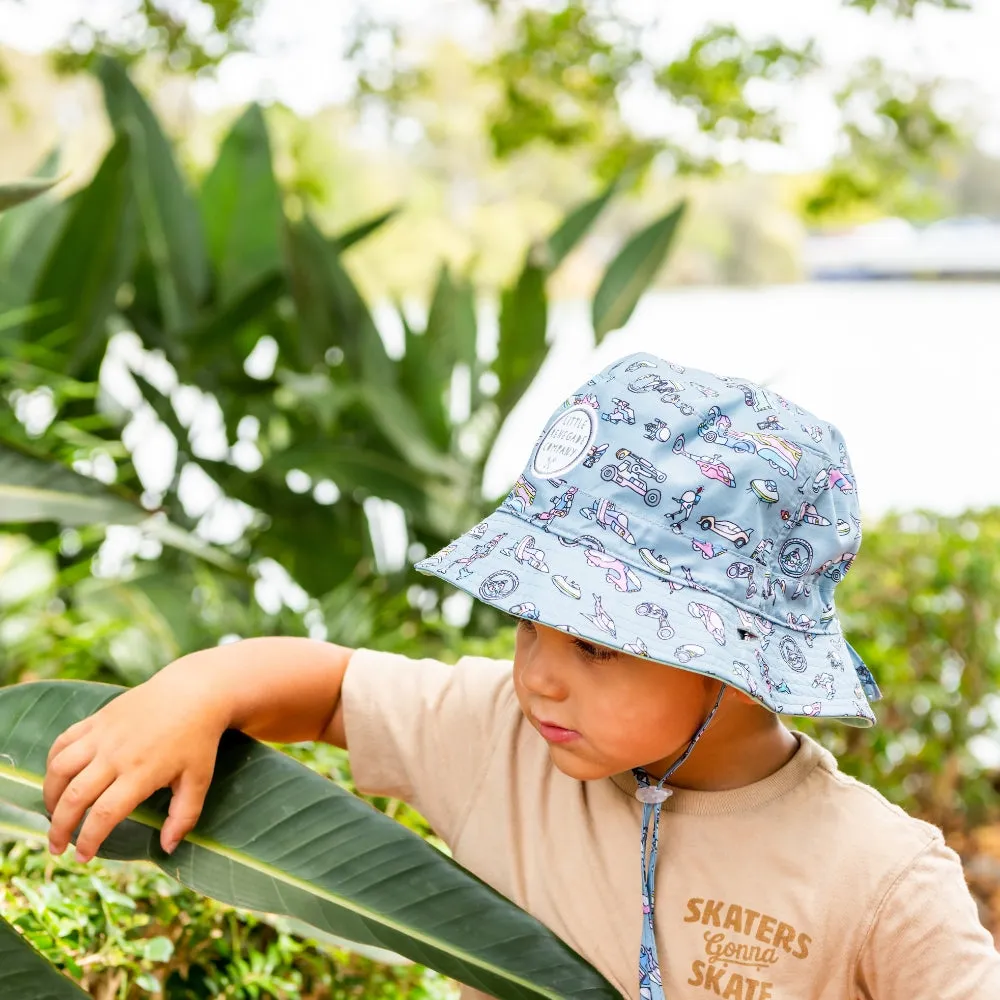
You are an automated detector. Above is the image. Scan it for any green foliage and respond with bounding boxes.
[592,201,686,342]
[655,26,818,148]
[51,1,266,75]
[25,133,137,378]
[484,2,643,172]
[99,56,210,331]
[802,508,1000,830]
[347,0,971,206]
[845,0,970,14]
[1,841,455,999]
[803,58,963,222]
[0,56,679,647]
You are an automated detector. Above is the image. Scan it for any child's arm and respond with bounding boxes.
[43,638,353,864]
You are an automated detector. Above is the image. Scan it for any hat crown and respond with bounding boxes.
[511,354,861,640]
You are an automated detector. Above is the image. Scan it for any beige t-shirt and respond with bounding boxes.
[341,649,1000,1000]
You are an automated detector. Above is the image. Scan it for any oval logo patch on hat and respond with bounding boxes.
[531,405,597,478]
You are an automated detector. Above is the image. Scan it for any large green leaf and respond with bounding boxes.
[0,914,90,999]
[495,261,547,419]
[0,443,244,574]
[0,176,63,213]
[0,801,49,843]
[0,682,618,1000]
[0,162,71,322]
[545,179,618,273]
[98,57,208,331]
[283,214,394,384]
[24,133,137,378]
[592,200,687,344]
[426,264,477,372]
[0,441,147,527]
[199,104,283,303]
[401,265,477,449]
[355,383,465,483]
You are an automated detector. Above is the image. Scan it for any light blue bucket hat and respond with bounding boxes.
[417,351,880,724]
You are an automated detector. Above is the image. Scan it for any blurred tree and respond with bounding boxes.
[0,0,974,222]
[345,0,972,210]
[802,57,963,222]
[15,0,264,74]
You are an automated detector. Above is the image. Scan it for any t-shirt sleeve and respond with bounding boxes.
[856,834,1000,999]
[339,647,517,845]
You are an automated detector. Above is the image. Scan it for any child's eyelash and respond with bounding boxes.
[571,638,616,661]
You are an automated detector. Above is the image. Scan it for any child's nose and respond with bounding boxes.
[517,634,570,701]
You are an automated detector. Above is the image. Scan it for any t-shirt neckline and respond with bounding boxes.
[608,731,832,816]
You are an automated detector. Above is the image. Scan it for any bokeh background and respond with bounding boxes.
[1,1,999,996]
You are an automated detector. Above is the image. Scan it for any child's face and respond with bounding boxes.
[512,620,726,781]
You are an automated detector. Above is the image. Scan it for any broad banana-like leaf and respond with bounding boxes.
[401,265,476,450]
[0,171,70,322]
[24,132,137,379]
[0,682,619,1000]
[98,57,208,330]
[495,262,547,419]
[283,214,394,385]
[0,176,62,212]
[0,800,49,843]
[356,383,467,484]
[592,200,687,343]
[199,104,283,304]
[0,441,148,526]
[545,178,619,273]
[0,442,244,574]
[0,915,90,999]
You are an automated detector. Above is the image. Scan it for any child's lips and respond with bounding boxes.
[536,719,581,743]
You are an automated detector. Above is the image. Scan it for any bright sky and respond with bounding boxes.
[2,0,1000,169]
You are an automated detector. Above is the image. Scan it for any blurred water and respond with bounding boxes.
[486,282,1000,519]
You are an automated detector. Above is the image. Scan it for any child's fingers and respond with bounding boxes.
[161,768,212,854]
[72,776,150,863]
[43,736,97,817]
[47,758,115,857]
[46,718,93,770]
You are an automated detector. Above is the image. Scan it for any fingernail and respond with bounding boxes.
[74,850,91,864]
[163,838,178,855]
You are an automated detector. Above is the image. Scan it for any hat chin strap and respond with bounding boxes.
[632,683,726,999]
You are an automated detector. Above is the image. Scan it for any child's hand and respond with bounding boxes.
[43,661,230,863]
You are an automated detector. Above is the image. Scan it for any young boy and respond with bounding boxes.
[43,353,1000,999]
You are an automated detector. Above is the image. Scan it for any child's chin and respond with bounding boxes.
[547,745,616,782]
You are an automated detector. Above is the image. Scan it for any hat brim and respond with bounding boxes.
[416,505,876,727]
